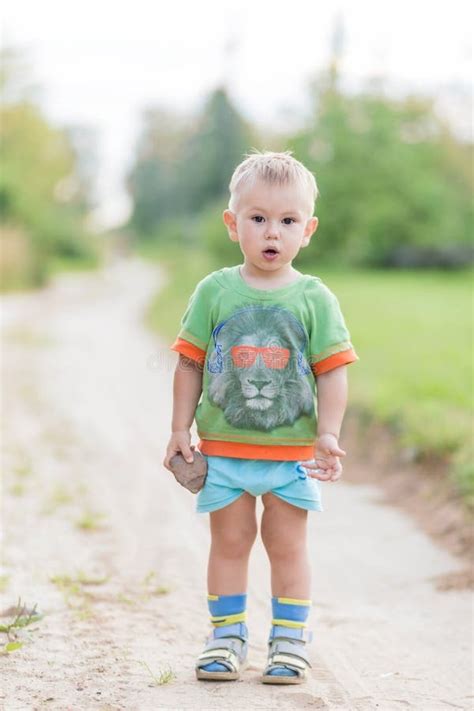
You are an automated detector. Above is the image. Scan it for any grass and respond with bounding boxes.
[75,510,107,531]
[322,269,473,449]
[13,460,33,479]
[50,569,170,611]
[141,571,171,598]
[0,599,43,654]
[135,660,176,686]
[6,458,32,498]
[8,482,26,497]
[141,243,219,340]
[3,325,54,348]
[0,224,101,294]
[50,572,109,591]
[117,593,135,606]
[50,571,108,619]
[41,484,74,515]
[143,244,473,502]
[46,252,101,278]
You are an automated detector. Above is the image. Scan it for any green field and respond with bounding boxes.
[143,244,473,502]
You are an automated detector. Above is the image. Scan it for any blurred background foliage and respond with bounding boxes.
[126,67,473,271]
[1,44,472,502]
[126,62,473,502]
[0,49,100,291]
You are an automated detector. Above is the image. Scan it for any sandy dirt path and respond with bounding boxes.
[1,258,472,711]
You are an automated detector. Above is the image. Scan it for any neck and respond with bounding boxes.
[240,262,300,288]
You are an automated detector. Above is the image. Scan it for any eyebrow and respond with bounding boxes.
[247,206,302,215]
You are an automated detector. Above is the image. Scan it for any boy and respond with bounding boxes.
[163,151,358,684]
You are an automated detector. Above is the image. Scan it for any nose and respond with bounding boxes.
[248,379,271,391]
[265,221,279,238]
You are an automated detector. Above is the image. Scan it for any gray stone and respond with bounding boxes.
[169,451,208,494]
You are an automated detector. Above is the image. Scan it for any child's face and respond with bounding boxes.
[223,179,318,276]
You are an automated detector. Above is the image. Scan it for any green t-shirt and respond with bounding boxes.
[171,265,357,459]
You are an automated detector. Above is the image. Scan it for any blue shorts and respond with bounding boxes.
[196,455,323,514]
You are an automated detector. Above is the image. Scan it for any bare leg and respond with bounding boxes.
[197,494,257,677]
[260,493,311,597]
[259,493,311,679]
[207,492,258,594]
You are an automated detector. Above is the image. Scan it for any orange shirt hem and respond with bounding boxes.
[198,439,315,461]
[170,337,206,366]
[311,348,358,375]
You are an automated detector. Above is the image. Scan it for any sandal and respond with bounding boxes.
[195,623,248,681]
[261,632,311,685]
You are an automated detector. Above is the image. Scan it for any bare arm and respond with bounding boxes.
[316,365,348,439]
[163,355,203,470]
[172,355,203,431]
[300,365,349,482]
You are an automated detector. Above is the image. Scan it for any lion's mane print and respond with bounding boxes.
[207,306,313,431]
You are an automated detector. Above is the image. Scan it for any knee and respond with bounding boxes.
[262,530,301,562]
[261,507,306,562]
[212,521,257,559]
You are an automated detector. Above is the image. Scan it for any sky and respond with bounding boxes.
[3,0,473,229]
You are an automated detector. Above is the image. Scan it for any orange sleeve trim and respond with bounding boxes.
[170,337,206,366]
[311,348,358,376]
[198,439,315,461]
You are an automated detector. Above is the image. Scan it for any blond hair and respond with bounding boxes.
[228,150,319,214]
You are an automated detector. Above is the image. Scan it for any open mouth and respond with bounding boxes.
[262,248,279,256]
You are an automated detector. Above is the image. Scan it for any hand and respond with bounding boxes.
[300,433,346,483]
[163,430,195,471]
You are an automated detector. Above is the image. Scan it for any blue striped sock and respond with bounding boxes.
[268,596,311,677]
[208,593,247,628]
[201,593,247,673]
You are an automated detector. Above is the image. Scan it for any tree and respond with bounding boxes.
[178,88,251,213]
[127,108,191,235]
[127,88,251,238]
[290,75,473,267]
[0,47,98,289]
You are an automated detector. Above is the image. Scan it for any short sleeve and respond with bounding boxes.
[306,282,359,376]
[170,274,216,366]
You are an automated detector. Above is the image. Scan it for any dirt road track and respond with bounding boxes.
[1,258,472,710]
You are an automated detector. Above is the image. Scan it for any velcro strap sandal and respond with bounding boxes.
[261,638,311,685]
[195,623,248,681]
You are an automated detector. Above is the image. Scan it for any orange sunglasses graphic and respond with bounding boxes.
[230,345,290,369]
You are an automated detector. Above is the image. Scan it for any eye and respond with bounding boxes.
[282,217,295,225]
[252,215,265,223]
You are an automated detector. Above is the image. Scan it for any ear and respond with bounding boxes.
[223,209,239,242]
[302,216,318,247]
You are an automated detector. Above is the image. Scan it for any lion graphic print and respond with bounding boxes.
[206,305,314,431]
